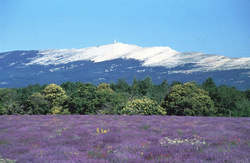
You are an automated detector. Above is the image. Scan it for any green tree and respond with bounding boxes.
[140,76,153,96]
[96,83,127,114]
[60,81,82,96]
[170,81,182,87]
[150,79,170,104]
[0,88,18,115]
[131,76,139,96]
[15,84,46,114]
[243,89,250,101]
[110,92,129,114]
[131,76,154,97]
[26,93,50,114]
[202,77,216,90]
[114,78,131,93]
[162,82,216,116]
[98,91,129,115]
[213,85,249,117]
[69,83,99,114]
[16,84,45,103]
[202,77,217,100]
[202,78,250,117]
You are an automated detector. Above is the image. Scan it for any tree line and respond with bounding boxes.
[0,77,249,117]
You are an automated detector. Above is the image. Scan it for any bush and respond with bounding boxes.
[121,97,166,115]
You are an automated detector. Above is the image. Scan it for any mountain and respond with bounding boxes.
[0,43,250,89]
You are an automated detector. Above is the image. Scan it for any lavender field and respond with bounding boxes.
[0,115,249,162]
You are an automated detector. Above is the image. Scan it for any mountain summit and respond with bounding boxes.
[27,43,250,72]
[27,43,179,66]
[0,43,249,89]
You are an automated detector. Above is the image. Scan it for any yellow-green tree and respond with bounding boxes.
[97,83,114,92]
[122,97,166,115]
[42,84,69,114]
[162,82,216,116]
[43,84,66,103]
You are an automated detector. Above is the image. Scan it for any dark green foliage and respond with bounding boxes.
[170,81,183,86]
[0,88,18,115]
[68,83,128,115]
[202,78,250,117]
[112,78,131,93]
[68,83,99,114]
[139,76,153,96]
[96,90,127,115]
[243,89,250,101]
[150,79,170,104]
[109,92,128,114]
[60,81,82,96]
[131,77,140,96]
[0,77,249,117]
[26,93,50,115]
[0,103,4,115]
[210,85,249,117]
[162,82,216,116]
[131,76,153,97]
[202,77,216,90]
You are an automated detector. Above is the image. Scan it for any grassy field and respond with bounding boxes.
[0,115,249,162]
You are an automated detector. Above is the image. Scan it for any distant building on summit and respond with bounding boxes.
[114,38,117,44]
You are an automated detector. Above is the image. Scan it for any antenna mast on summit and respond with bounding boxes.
[114,38,117,44]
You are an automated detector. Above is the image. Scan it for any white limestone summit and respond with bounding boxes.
[26,43,250,73]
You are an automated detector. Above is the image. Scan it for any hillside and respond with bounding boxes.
[0,43,249,89]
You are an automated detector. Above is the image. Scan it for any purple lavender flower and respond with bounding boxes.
[0,115,249,162]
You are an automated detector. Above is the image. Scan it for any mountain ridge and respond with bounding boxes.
[0,43,249,89]
[25,43,250,72]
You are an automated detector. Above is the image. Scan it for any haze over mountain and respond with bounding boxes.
[1,43,250,89]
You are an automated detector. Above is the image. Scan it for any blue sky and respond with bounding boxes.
[0,0,250,57]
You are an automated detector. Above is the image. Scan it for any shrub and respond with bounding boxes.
[121,97,166,115]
